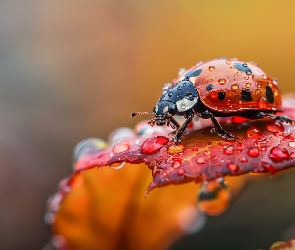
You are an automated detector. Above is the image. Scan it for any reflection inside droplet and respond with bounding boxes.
[197,178,231,216]
[109,162,125,170]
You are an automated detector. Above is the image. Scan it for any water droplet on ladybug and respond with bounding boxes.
[266,121,284,133]
[231,84,239,90]
[208,66,215,72]
[269,147,289,162]
[197,178,231,216]
[177,86,181,90]
[244,76,249,80]
[258,97,268,109]
[218,78,227,85]
[247,147,259,157]
[245,82,251,88]
[273,79,278,85]
[242,63,248,67]
[224,145,234,155]
[226,59,231,65]
[273,89,279,96]
[247,127,262,139]
[230,65,234,69]
[168,92,173,97]
[245,69,252,75]
[140,136,169,155]
[289,142,295,148]
[227,75,231,78]
[290,152,295,159]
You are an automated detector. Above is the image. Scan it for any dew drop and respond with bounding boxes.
[266,121,284,133]
[269,147,289,162]
[172,160,182,168]
[242,63,248,67]
[204,150,210,156]
[237,142,244,150]
[261,146,267,152]
[289,142,295,148]
[231,84,239,90]
[218,78,227,85]
[290,152,295,159]
[168,92,173,97]
[226,59,231,65]
[113,143,130,154]
[224,145,234,155]
[178,168,185,176]
[273,79,279,85]
[227,163,238,171]
[197,179,231,216]
[239,157,247,163]
[247,147,259,157]
[245,82,251,88]
[246,69,252,75]
[246,127,262,139]
[208,66,215,72]
[197,157,207,164]
[110,162,125,170]
[140,136,169,155]
[168,144,184,155]
[258,97,268,109]
[244,76,249,80]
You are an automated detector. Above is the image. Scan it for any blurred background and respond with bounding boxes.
[1,0,295,249]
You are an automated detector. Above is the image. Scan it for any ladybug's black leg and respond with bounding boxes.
[174,110,194,144]
[170,117,181,130]
[201,110,236,141]
[250,111,295,125]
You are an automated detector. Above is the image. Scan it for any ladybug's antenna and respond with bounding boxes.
[131,112,154,117]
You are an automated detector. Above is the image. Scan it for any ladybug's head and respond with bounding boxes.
[131,80,199,128]
[153,101,177,126]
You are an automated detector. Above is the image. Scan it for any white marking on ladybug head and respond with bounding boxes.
[154,105,158,113]
[176,97,198,112]
[163,105,169,114]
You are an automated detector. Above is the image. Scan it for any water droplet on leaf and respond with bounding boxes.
[140,136,169,155]
[197,178,231,216]
[247,147,259,157]
[269,147,289,162]
[247,127,262,139]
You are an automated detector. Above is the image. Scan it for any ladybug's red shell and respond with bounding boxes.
[172,58,282,113]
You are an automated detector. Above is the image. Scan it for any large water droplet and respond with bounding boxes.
[269,147,289,162]
[197,178,231,216]
[247,127,262,139]
[247,147,259,157]
[140,136,169,155]
[245,69,252,75]
[266,121,284,133]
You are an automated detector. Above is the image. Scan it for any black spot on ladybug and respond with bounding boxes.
[184,69,202,78]
[206,84,214,91]
[218,91,226,101]
[241,89,253,101]
[233,63,252,75]
[265,86,274,103]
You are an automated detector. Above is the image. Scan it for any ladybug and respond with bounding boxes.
[132,58,294,144]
